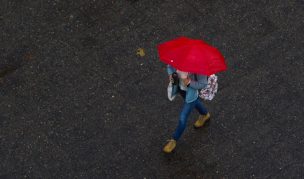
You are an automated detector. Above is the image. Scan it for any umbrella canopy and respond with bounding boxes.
[157,36,227,76]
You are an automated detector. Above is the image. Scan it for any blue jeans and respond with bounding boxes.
[173,92,208,140]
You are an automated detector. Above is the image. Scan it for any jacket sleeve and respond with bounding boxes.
[167,64,176,75]
[189,75,208,90]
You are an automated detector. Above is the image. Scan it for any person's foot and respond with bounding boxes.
[163,139,176,153]
[194,113,211,128]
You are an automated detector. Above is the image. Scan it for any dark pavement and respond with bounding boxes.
[1,0,304,178]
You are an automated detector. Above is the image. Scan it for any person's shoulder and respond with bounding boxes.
[195,74,207,77]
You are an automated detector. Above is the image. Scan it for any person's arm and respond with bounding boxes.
[188,75,208,89]
[167,65,176,82]
[167,64,176,75]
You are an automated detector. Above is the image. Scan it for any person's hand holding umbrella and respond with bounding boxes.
[182,77,191,86]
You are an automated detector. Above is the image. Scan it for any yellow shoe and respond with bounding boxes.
[163,139,176,153]
[194,113,211,128]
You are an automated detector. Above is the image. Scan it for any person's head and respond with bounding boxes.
[176,69,188,79]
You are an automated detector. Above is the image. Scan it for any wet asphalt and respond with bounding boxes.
[0,0,304,178]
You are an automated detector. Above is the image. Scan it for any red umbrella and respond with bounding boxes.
[157,36,227,76]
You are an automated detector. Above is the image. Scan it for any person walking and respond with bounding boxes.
[157,36,227,153]
[163,65,211,153]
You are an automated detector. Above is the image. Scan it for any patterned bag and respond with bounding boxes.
[199,74,218,100]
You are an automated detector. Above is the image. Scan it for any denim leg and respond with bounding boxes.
[194,98,208,115]
[173,101,195,140]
